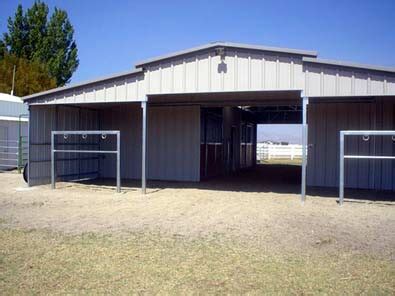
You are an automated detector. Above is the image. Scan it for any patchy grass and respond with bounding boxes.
[0,228,393,295]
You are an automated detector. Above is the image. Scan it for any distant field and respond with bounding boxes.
[259,158,302,166]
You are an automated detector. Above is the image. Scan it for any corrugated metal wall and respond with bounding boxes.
[29,104,201,185]
[29,105,100,186]
[307,97,395,190]
[148,106,200,181]
[0,100,28,117]
[99,104,200,182]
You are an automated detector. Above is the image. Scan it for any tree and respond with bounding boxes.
[0,40,6,59]
[1,1,78,87]
[0,53,56,96]
[3,5,28,58]
[25,0,48,61]
[42,8,79,86]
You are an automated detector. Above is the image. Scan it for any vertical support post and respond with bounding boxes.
[301,96,309,203]
[141,100,147,194]
[27,107,31,186]
[339,131,345,206]
[51,131,55,189]
[18,115,22,173]
[116,131,121,193]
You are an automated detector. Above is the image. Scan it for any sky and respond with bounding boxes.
[1,0,394,143]
[257,124,301,144]
[1,0,395,85]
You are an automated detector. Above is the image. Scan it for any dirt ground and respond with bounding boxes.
[0,166,394,260]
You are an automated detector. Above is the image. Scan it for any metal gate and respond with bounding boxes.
[0,117,28,172]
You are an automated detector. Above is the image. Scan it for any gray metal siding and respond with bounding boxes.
[307,98,395,190]
[148,106,200,181]
[0,100,28,117]
[29,104,201,185]
[29,105,100,186]
[99,104,200,182]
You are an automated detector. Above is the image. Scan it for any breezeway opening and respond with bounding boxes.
[147,90,306,197]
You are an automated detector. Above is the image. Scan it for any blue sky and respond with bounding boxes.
[258,125,301,144]
[2,0,393,142]
[1,0,395,85]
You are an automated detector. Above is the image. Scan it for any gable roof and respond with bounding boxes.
[22,41,395,102]
[135,41,318,67]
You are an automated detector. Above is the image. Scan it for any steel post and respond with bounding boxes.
[301,96,309,203]
[339,131,344,206]
[141,100,147,194]
[51,131,55,189]
[27,107,31,186]
[116,131,121,193]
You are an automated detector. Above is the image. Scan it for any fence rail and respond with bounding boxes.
[0,136,28,172]
[257,143,303,161]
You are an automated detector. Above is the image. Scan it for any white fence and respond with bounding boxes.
[257,143,303,161]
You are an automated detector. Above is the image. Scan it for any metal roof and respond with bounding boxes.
[303,57,395,73]
[23,68,143,101]
[0,93,23,103]
[135,41,318,67]
[23,42,395,102]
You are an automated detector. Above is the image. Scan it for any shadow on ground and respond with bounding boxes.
[74,164,395,202]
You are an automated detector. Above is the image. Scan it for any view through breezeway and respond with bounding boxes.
[257,124,303,166]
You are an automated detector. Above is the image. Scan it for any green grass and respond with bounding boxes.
[0,228,394,295]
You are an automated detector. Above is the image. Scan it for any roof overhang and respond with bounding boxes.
[23,68,143,101]
[303,57,395,74]
[147,89,303,106]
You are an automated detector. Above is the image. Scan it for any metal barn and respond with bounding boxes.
[23,42,395,198]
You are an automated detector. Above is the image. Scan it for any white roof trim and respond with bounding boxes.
[303,57,395,73]
[23,68,143,101]
[0,93,23,103]
[0,116,28,122]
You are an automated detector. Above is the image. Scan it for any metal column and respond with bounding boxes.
[116,132,121,193]
[51,131,55,189]
[27,107,31,186]
[141,100,147,194]
[339,131,345,206]
[301,96,309,203]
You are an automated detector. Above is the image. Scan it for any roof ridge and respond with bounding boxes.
[134,42,318,67]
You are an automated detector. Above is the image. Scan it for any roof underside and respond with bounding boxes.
[147,90,302,106]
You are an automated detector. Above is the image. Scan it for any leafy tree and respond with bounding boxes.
[0,40,6,59]
[0,53,56,97]
[3,5,28,58]
[1,1,78,87]
[42,8,79,86]
[26,0,48,60]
